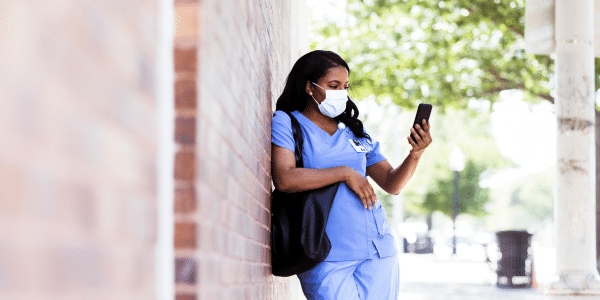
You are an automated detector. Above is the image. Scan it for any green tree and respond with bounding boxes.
[311,0,600,106]
[310,1,600,251]
[406,108,506,220]
[311,0,538,220]
[422,160,490,219]
[308,0,600,225]
[373,107,512,221]
[309,1,600,264]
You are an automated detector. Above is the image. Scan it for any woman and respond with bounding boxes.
[271,50,432,300]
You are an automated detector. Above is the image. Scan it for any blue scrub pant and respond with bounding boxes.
[297,255,400,300]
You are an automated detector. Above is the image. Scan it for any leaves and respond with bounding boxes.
[311,0,556,108]
[422,160,490,219]
[391,108,512,219]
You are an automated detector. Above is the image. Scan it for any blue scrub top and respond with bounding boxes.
[271,110,398,261]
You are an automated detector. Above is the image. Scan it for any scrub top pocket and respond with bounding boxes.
[373,207,391,236]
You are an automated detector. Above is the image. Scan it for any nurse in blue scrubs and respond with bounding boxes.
[271,50,432,300]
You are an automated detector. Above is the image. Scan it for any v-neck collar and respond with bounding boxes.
[294,111,342,138]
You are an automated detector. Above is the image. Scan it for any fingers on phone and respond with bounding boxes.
[407,136,417,146]
[412,128,423,141]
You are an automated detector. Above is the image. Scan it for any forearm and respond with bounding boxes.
[366,120,431,195]
[384,152,423,195]
[273,166,350,193]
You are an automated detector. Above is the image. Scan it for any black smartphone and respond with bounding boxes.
[410,103,432,143]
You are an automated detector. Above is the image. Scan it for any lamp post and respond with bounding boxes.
[449,146,465,255]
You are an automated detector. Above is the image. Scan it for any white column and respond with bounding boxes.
[546,0,600,298]
[290,0,309,63]
[155,0,175,299]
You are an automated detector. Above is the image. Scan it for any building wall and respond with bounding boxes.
[173,0,303,299]
[0,0,159,300]
[0,0,305,299]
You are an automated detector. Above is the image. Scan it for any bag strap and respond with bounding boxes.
[284,111,304,168]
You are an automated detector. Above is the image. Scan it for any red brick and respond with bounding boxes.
[173,0,294,298]
[174,47,197,73]
[174,222,197,249]
[175,257,197,284]
[175,79,197,110]
[2,0,159,299]
[174,185,197,213]
[175,116,196,145]
[176,294,197,300]
[174,151,196,180]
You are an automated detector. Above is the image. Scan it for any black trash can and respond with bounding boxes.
[495,230,532,288]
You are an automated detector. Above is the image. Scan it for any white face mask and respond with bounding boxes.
[310,82,348,118]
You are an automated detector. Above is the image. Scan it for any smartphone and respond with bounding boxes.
[410,103,432,143]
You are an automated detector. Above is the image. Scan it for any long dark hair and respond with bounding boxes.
[275,50,370,140]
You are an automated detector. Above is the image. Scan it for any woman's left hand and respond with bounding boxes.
[407,119,432,156]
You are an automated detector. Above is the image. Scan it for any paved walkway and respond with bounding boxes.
[399,282,544,300]
[398,252,545,299]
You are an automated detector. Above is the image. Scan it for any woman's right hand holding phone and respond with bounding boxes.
[408,119,432,156]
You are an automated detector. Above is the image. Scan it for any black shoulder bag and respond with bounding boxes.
[270,111,341,277]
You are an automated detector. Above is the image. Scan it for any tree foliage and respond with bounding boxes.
[310,0,596,220]
[422,160,489,219]
[311,0,600,110]
[396,108,511,219]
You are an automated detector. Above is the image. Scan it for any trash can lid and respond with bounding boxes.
[495,230,532,237]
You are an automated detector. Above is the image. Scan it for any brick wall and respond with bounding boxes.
[173,0,301,299]
[0,0,159,299]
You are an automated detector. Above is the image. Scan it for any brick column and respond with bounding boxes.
[173,1,200,300]
[173,0,299,299]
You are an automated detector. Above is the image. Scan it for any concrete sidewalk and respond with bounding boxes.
[399,252,545,299]
[399,282,544,300]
